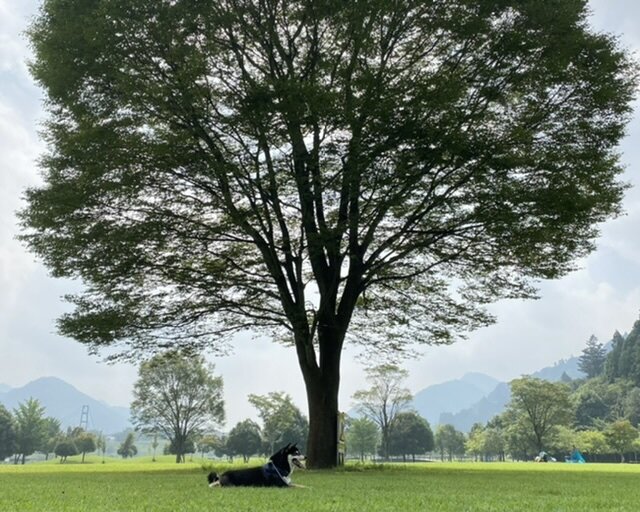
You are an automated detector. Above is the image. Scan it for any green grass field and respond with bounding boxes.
[1,457,639,511]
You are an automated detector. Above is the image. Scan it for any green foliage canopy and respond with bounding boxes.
[226,419,263,462]
[434,424,466,461]
[345,417,379,461]
[248,392,308,453]
[352,364,412,460]
[0,405,16,461]
[54,439,78,463]
[605,321,640,385]
[130,351,225,463]
[74,431,97,463]
[13,399,48,465]
[388,412,434,460]
[117,433,138,459]
[507,377,573,452]
[604,419,638,462]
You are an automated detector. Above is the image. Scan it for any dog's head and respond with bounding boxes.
[270,443,306,473]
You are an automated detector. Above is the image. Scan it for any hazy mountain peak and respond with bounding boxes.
[0,376,130,434]
[411,372,498,425]
[459,373,501,393]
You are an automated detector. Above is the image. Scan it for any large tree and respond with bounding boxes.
[24,0,636,467]
[130,351,225,463]
[507,377,573,452]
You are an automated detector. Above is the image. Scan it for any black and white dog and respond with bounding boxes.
[207,443,306,488]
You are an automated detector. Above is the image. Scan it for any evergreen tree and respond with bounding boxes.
[605,330,626,381]
[13,399,47,464]
[619,322,639,379]
[578,335,606,379]
[629,319,640,385]
[605,318,640,385]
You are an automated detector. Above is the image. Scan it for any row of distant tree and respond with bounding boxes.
[128,351,311,463]
[0,398,122,464]
[343,373,640,463]
[4,316,640,465]
[343,317,640,463]
[0,350,309,464]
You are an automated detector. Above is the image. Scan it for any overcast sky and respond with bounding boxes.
[1,0,639,428]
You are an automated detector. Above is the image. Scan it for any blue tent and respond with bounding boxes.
[566,449,585,463]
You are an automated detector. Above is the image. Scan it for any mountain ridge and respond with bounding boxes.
[0,376,130,434]
[412,354,585,432]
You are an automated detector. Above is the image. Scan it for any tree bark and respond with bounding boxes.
[297,326,343,469]
[304,365,340,469]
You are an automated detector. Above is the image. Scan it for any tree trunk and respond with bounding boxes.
[293,305,349,469]
[305,370,340,469]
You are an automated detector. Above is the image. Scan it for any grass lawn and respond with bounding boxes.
[1,457,639,511]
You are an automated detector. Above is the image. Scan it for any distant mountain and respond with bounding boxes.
[454,372,502,394]
[439,382,511,432]
[411,373,500,426]
[0,377,130,434]
[0,383,11,394]
[531,356,583,381]
[414,354,591,432]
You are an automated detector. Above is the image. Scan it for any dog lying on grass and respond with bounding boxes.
[207,443,306,487]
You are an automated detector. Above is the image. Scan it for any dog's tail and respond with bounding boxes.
[207,472,220,487]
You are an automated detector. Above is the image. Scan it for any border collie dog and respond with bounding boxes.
[207,443,306,488]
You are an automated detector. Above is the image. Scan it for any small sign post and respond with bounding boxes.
[337,412,346,466]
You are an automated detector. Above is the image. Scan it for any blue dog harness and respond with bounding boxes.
[262,461,290,487]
